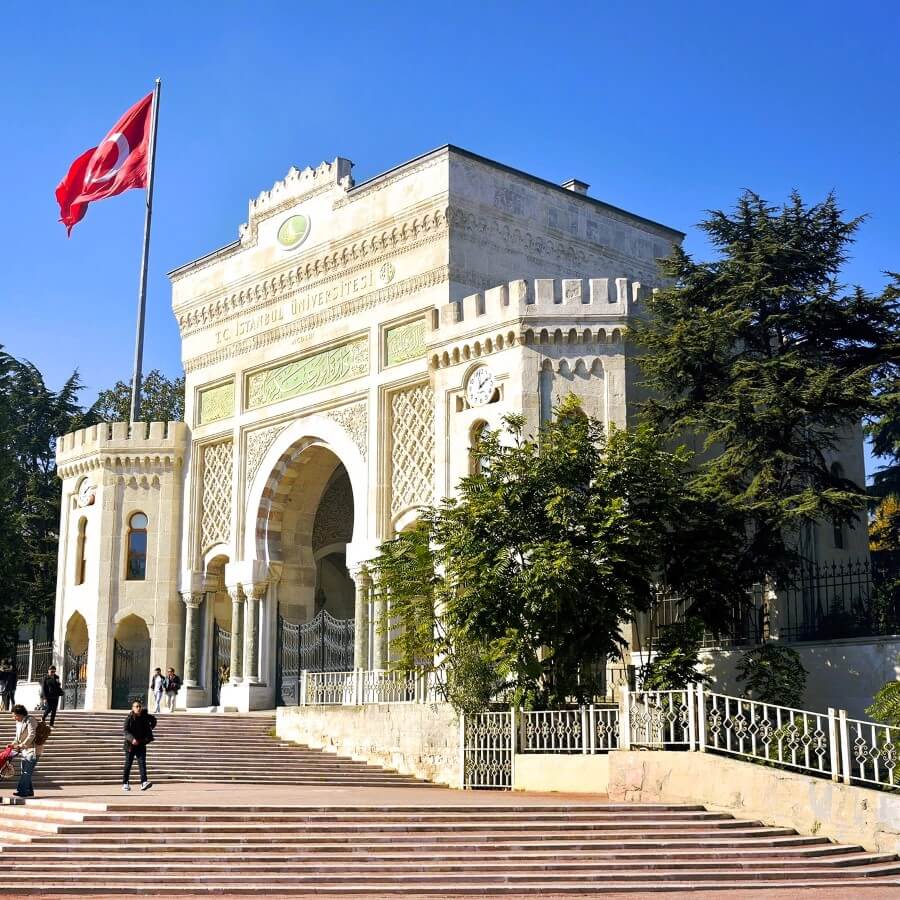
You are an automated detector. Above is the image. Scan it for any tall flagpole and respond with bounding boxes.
[129,78,162,424]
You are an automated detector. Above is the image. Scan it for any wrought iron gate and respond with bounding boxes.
[211,622,231,706]
[462,711,513,789]
[111,640,150,709]
[63,646,88,710]
[276,609,354,705]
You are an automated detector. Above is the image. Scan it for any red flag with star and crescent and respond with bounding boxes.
[56,92,153,235]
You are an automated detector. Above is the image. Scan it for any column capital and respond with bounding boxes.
[350,563,372,585]
[226,583,246,603]
[246,581,268,600]
[180,591,204,609]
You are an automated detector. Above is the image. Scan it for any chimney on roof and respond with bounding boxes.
[562,178,589,195]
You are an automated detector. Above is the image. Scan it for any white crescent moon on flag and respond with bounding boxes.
[84,132,130,187]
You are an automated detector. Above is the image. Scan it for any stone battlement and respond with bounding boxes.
[56,421,189,477]
[429,276,643,340]
[238,157,354,245]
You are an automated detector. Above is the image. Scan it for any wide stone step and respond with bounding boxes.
[4,851,896,873]
[8,864,900,885]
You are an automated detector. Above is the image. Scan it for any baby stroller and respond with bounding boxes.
[0,745,18,780]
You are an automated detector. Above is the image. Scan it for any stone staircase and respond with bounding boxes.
[0,711,426,787]
[0,800,899,893]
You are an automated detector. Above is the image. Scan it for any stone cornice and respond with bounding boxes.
[183,264,450,374]
[175,203,449,336]
[57,452,184,480]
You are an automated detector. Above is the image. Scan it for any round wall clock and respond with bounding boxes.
[466,366,496,406]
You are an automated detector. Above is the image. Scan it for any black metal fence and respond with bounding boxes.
[639,556,899,649]
[777,556,899,642]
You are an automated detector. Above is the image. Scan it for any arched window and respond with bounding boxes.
[74,517,87,585]
[126,513,149,581]
[469,420,488,475]
[830,463,845,550]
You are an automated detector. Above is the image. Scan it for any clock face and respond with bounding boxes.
[466,366,495,406]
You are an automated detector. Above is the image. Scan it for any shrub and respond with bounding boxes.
[641,619,710,690]
[866,680,900,728]
[736,644,807,707]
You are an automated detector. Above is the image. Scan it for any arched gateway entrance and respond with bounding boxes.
[257,441,358,704]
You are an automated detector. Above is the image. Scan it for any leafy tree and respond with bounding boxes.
[0,348,87,647]
[89,369,185,423]
[866,680,900,728]
[640,619,710,690]
[372,398,740,710]
[633,193,899,587]
[736,644,807,707]
[870,496,900,552]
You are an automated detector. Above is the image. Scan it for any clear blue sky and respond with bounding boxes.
[0,2,896,475]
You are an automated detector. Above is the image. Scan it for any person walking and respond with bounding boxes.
[0,660,16,712]
[163,667,181,713]
[0,662,8,712]
[10,704,42,798]
[39,666,62,727]
[150,668,165,714]
[122,699,155,792]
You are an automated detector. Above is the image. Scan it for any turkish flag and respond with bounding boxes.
[56,92,153,235]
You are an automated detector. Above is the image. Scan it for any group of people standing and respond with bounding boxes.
[3,663,183,798]
[150,667,181,713]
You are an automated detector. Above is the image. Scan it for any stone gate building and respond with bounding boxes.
[51,146,867,711]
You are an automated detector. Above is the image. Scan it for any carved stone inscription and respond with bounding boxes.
[385,318,427,367]
[245,338,369,410]
[198,381,234,425]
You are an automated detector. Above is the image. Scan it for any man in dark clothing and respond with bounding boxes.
[122,700,155,792]
[163,667,181,713]
[0,661,16,711]
[40,666,62,727]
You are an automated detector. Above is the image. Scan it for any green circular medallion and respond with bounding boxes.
[277,213,310,250]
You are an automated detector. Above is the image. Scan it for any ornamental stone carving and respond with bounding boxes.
[198,381,234,425]
[246,337,369,410]
[245,423,289,495]
[324,401,368,461]
[385,318,427,367]
[312,470,354,552]
[200,440,233,552]
[390,382,435,517]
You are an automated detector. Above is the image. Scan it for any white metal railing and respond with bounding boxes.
[625,688,696,750]
[616,684,900,792]
[843,714,900,788]
[296,670,900,794]
[703,690,834,779]
[521,706,619,753]
[299,668,441,706]
[462,710,514,788]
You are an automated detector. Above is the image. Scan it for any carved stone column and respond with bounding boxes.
[228,585,245,683]
[353,567,370,670]
[181,592,204,687]
[371,576,387,670]
[244,582,266,684]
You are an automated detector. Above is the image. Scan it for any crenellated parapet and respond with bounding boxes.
[56,421,189,479]
[427,276,647,368]
[237,158,354,248]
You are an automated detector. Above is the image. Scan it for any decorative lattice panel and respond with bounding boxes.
[390,383,434,516]
[200,440,233,551]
